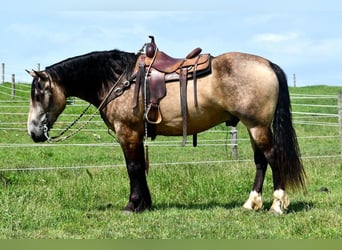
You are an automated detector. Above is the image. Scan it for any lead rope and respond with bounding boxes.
[44,103,92,142]
[45,71,127,143]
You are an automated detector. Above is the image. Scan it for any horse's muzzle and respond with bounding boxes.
[29,130,48,143]
[28,121,48,143]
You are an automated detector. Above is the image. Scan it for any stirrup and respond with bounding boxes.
[145,104,163,124]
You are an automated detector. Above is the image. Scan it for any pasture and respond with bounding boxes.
[0,82,341,239]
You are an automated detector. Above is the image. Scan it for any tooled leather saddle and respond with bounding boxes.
[132,36,212,146]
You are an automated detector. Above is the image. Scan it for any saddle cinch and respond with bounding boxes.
[133,36,212,146]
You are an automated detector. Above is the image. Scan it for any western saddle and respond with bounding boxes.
[133,36,212,146]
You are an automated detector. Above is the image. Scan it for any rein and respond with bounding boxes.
[44,71,128,142]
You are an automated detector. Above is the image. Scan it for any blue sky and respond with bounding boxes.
[1,0,342,86]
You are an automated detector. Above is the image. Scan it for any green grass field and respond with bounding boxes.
[0,83,341,239]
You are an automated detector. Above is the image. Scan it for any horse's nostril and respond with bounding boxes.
[30,131,38,141]
[30,131,47,143]
[30,131,35,137]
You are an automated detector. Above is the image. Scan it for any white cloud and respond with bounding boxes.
[253,32,299,43]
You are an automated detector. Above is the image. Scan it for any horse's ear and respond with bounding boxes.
[25,69,48,79]
[26,69,36,78]
[29,70,49,80]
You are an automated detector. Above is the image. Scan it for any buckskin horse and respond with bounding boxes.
[26,36,305,214]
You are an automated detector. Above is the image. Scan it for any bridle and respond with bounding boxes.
[40,70,129,142]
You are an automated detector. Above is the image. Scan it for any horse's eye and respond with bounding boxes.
[33,87,46,102]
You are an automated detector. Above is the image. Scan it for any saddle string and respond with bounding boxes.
[45,70,127,143]
[143,45,159,175]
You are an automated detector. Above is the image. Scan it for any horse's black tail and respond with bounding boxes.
[270,62,306,190]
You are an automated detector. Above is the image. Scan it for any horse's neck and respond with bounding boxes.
[63,80,104,107]
[57,51,137,107]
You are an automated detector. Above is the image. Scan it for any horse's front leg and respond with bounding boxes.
[120,139,151,213]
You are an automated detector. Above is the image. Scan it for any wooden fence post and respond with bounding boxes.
[1,63,4,83]
[231,126,238,160]
[293,73,296,88]
[338,92,342,154]
[11,74,15,98]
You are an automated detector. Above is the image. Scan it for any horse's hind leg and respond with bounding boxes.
[243,144,267,211]
[263,142,290,214]
[245,126,289,214]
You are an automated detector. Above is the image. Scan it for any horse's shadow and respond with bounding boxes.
[286,201,315,213]
[151,200,314,213]
[151,200,241,211]
[97,200,314,214]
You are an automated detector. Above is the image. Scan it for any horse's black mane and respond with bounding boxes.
[46,49,138,90]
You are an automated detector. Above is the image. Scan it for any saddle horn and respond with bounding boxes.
[146,35,157,58]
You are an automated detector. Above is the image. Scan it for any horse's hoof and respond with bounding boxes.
[268,208,284,215]
[124,200,151,213]
[269,189,290,215]
[242,191,263,211]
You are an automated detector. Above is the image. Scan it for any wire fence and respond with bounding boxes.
[0,82,341,172]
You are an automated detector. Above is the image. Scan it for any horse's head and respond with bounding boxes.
[26,70,67,142]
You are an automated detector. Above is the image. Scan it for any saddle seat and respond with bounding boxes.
[145,47,203,74]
